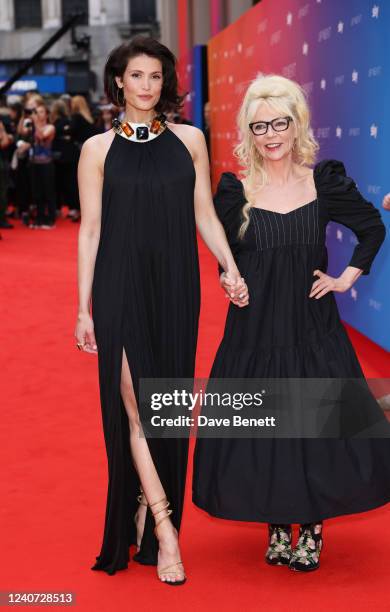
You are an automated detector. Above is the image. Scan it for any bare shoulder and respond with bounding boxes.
[166,122,206,159]
[82,130,115,152]
[80,130,116,171]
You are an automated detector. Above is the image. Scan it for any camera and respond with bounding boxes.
[22,117,35,145]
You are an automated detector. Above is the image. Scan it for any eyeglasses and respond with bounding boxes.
[249,116,293,136]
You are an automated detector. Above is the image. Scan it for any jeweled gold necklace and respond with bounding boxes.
[112,113,167,141]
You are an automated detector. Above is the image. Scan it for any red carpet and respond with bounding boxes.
[1,217,390,611]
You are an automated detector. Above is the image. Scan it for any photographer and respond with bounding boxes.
[0,112,14,230]
[26,100,56,229]
[8,101,30,226]
[95,97,117,132]
[14,94,45,226]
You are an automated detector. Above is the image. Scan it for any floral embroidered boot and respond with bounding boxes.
[289,522,323,572]
[265,524,293,566]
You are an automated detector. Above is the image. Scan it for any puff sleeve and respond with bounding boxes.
[213,172,245,276]
[315,159,386,275]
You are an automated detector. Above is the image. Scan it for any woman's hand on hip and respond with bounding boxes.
[309,269,350,299]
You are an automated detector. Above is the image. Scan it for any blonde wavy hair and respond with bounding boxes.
[234,74,319,239]
[71,95,94,124]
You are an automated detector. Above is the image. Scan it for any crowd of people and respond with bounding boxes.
[0,90,197,239]
[0,92,119,233]
[3,87,385,236]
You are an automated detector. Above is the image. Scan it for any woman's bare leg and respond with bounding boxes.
[120,348,185,583]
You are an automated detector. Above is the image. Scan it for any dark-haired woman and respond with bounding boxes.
[74,36,248,583]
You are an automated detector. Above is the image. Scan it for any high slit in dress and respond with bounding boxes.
[90,127,200,575]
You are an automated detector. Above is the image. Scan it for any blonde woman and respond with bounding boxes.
[70,95,98,147]
[69,96,99,221]
[70,95,94,124]
[193,74,390,572]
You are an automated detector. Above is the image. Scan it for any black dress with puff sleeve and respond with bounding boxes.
[192,159,390,523]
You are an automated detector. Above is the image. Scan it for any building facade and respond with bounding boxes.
[0,0,255,98]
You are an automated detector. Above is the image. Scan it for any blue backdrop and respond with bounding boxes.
[205,0,390,351]
[305,0,389,350]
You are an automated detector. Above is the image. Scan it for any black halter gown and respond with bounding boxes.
[90,126,200,575]
[192,159,390,524]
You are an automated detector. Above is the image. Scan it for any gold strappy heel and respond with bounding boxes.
[134,487,147,551]
[150,496,187,586]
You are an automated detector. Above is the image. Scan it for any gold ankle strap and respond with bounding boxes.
[149,496,169,510]
[150,498,173,529]
[154,508,173,529]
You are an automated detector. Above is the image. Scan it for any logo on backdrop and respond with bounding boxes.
[208,0,389,350]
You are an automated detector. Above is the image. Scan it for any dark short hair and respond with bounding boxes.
[104,36,186,114]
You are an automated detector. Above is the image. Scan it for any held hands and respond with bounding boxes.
[220,271,249,307]
[74,312,98,354]
[309,269,350,299]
